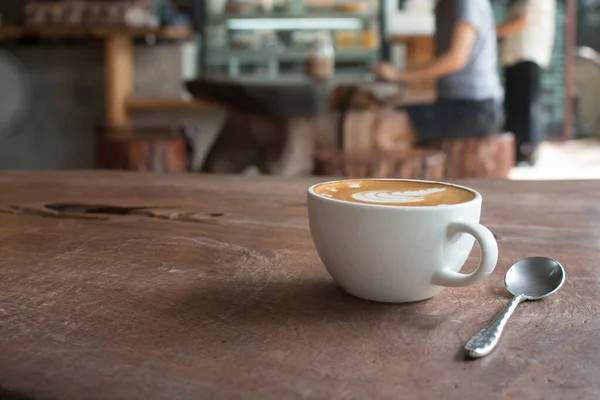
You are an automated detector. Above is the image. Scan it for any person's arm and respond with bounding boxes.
[496,14,527,38]
[373,21,477,82]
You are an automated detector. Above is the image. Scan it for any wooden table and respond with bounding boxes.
[0,171,598,400]
[186,78,435,176]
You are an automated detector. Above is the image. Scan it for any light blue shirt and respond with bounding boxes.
[435,0,504,101]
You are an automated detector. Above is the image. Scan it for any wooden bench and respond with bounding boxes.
[314,148,446,180]
[427,132,516,179]
[314,133,515,180]
[97,125,190,172]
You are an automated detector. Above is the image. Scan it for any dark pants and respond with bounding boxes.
[504,61,542,164]
[403,98,504,144]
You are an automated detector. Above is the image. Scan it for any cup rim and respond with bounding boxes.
[307,178,482,210]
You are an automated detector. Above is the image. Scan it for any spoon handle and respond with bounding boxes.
[464,294,526,358]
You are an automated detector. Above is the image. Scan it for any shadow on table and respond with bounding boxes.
[0,387,36,400]
[167,277,457,334]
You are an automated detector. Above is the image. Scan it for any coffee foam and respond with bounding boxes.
[352,188,447,204]
[313,179,475,207]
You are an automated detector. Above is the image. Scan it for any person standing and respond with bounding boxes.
[497,0,556,166]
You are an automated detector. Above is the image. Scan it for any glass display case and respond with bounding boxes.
[200,0,382,81]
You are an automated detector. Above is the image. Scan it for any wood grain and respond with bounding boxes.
[0,171,598,399]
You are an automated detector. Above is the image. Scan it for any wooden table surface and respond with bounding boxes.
[0,171,598,400]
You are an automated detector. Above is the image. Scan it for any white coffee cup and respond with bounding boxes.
[307,179,498,303]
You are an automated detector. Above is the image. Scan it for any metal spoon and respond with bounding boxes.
[464,257,566,359]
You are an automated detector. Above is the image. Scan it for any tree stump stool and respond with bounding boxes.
[314,148,446,179]
[429,132,516,179]
[97,125,190,172]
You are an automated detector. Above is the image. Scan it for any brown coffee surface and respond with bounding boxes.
[313,179,476,207]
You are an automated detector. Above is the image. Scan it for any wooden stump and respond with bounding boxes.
[97,125,190,172]
[314,148,446,180]
[201,112,290,175]
[430,132,516,179]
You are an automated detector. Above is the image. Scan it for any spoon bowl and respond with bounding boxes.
[505,257,566,300]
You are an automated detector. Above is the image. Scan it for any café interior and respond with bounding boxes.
[0,0,597,181]
[4,1,600,398]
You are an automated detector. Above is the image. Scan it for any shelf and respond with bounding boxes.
[125,98,214,111]
[208,10,377,23]
[209,11,376,31]
[0,26,192,40]
[199,74,374,85]
[205,47,377,64]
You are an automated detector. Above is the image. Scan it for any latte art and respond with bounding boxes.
[352,188,447,204]
[313,179,476,207]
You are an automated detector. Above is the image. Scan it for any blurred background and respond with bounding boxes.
[0,0,597,181]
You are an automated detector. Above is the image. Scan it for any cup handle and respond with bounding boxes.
[431,221,498,288]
